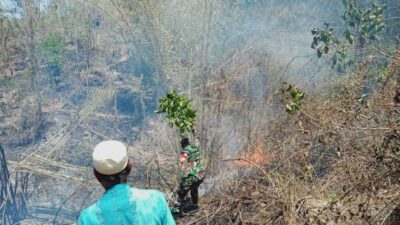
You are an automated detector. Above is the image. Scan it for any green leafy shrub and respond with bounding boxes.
[311,0,386,70]
[42,32,65,66]
[342,2,385,42]
[311,23,339,58]
[285,85,305,114]
[156,90,197,136]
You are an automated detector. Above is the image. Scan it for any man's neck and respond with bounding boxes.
[102,182,127,190]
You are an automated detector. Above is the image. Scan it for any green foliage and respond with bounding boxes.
[375,147,386,161]
[156,90,197,136]
[331,45,352,71]
[42,32,65,66]
[342,1,386,42]
[311,23,339,58]
[329,192,339,202]
[303,164,314,182]
[311,0,386,70]
[285,85,304,114]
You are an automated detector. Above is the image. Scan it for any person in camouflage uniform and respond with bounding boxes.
[177,125,205,213]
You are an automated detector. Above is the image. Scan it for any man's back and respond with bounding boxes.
[77,184,176,225]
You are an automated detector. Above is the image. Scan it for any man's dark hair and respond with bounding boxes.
[181,137,190,148]
[94,163,131,189]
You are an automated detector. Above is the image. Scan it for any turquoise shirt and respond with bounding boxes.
[77,184,176,225]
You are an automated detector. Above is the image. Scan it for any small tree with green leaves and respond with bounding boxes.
[311,0,386,70]
[42,32,65,84]
[342,2,385,45]
[156,90,197,136]
[42,32,65,66]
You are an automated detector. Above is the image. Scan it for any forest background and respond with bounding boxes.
[0,0,399,224]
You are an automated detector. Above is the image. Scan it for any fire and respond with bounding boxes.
[234,140,275,167]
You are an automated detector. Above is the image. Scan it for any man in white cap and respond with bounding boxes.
[77,140,176,225]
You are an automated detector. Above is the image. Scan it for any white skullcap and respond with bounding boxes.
[92,140,128,175]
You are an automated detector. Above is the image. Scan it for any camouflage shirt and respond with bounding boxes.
[179,144,205,180]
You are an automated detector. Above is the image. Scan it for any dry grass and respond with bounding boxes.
[176,55,400,225]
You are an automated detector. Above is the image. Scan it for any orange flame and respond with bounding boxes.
[234,140,275,167]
